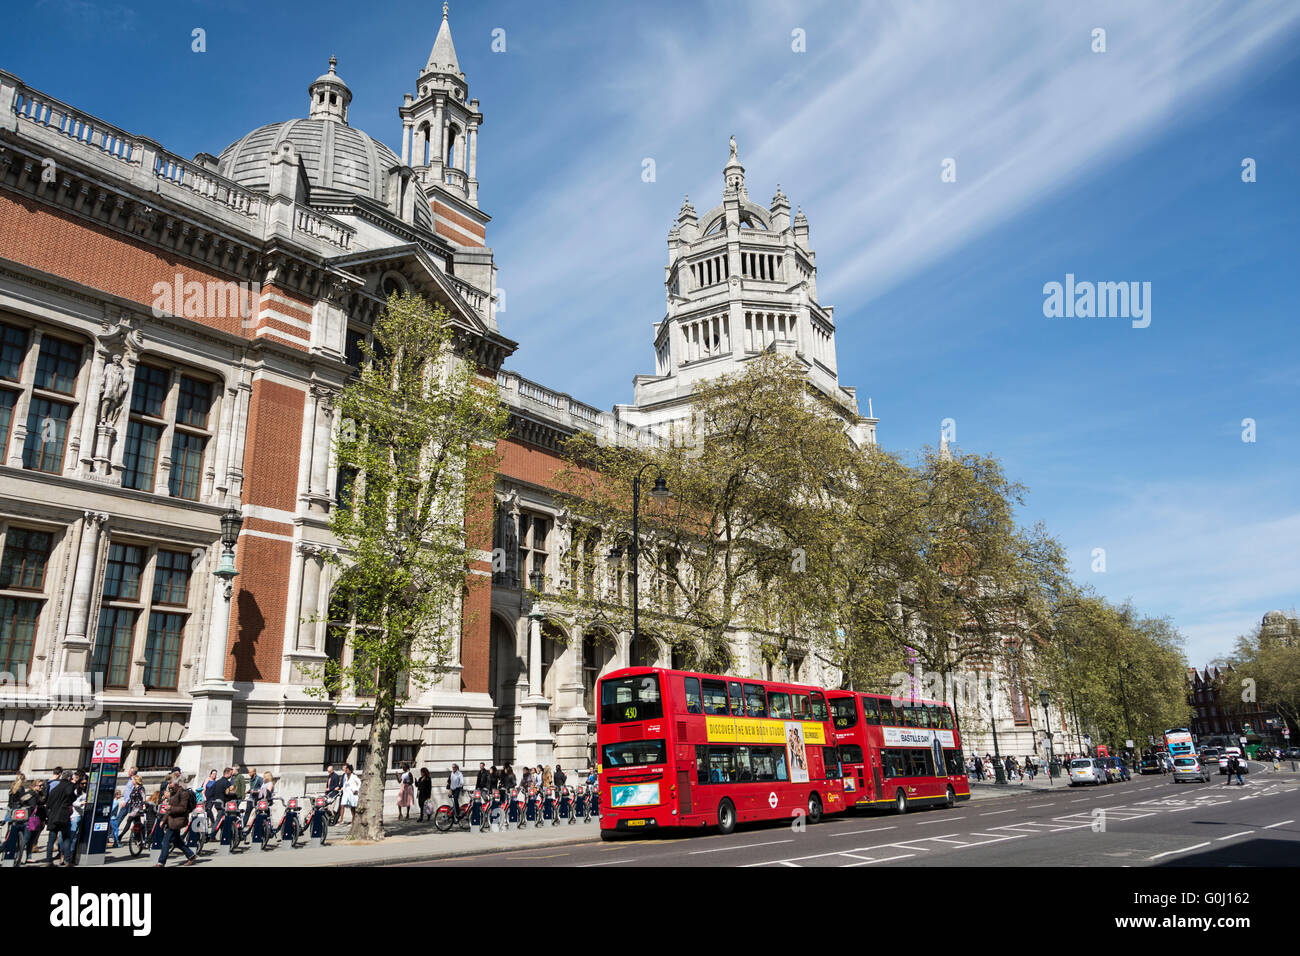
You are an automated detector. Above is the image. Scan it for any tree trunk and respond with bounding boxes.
[352,673,397,841]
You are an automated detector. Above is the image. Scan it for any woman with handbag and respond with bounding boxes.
[340,764,360,825]
[396,763,414,820]
[416,768,433,822]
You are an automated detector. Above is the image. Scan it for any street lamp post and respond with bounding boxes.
[987,680,1006,785]
[608,465,669,667]
[1039,689,1054,784]
[1117,661,1134,763]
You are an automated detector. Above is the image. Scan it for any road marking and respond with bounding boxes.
[916,816,964,825]
[579,859,634,867]
[1148,841,1211,861]
[509,852,570,859]
[1217,831,1255,841]
[838,826,897,836]
[1027,803,1054,808]
[1070,798,1089,803]
[1263,820,1294,829]
[931,837,973,844]
[688,839,793,855]
[843,852,915,867]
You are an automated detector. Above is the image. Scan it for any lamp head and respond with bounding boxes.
[650,476,671,501]
[220,508,243,551]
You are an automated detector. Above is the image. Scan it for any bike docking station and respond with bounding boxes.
[469,789,487,829]
[79,736,124,866]
[185,801,209,851]
[2,806,30,863]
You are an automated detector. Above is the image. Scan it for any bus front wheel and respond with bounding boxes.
[894,790,907,814]
[807,793,822,825]
[716,799,737,835]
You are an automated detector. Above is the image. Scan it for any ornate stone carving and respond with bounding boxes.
[97,354,128,426]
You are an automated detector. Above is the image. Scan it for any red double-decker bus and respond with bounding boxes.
[825,690,970,813]
[596,666,847,837]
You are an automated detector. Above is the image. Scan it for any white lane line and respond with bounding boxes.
[742,833,958,867]
[889,842,935,851]
[1148,841,1212,861]
[838,826,897,836]
[1217,831,1255,841]
[1263,819,1294,829]
[916,816,964,825]
[1167,806,1195,812]
[688,838,793,855]
[1027,803,1054,808]
[979,808,1016,816]
[930,837,974,844]
[1070,798,1089,803]
[843,852,915,867]
[578,859,634,867]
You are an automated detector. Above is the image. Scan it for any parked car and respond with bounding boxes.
[1172,756,1211,783]
[1218,748,1249,775]
[1069,757,1108,786]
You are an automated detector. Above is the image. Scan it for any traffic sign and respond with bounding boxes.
[1284,728,1291,738]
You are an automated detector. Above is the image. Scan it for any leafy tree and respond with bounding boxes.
[320,291,507,840]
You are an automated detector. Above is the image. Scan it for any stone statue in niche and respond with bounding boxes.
[98,354,128,426]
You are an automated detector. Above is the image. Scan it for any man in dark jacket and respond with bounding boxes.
[44,771,77,866]
[475,763,491,791]
[155,783,197,866]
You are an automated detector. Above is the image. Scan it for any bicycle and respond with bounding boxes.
[124,804,158,858]
[433,792,472,832]
[279,797,302,846]
[298,794,333,847]
[3,808,31,867]
[249,798,282,851]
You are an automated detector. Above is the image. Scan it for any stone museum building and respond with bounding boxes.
[0,8,975,789]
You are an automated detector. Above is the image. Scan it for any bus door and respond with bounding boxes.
[872,751,884,800]
[677,755,694,815]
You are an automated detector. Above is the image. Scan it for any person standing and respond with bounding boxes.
[232,766,247,802]
[554,764,567,792]
[1233,754,1246,786]
[447,764,464,821]
[396,763,414,820]
[416,768,433,822]
[541,764,554,790]
[7,774,37,862]
[475,762,491,792]
[340,764,360,825]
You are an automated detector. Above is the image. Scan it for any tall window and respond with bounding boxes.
[517,512,550,589]
[0,525,56,683]
[22,335,83,473]
[0,323,27,459]
[92,542,194,691]
[121,364,215,498]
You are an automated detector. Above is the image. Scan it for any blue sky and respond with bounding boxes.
[3,0,1297,666]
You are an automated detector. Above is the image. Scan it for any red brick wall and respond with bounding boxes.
[225,379,304,681]
[0,192,251,337]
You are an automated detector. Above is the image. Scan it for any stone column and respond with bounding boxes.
[467,123,479,203]
[73,349,105,476]
[60,511,109,674]
[308,386,334,509]
[177,561,239,776]
[430,98,445,179]
[6,328,42,468]
[516,609,553,767]
[295,544,325,652]
[401,121,413,166]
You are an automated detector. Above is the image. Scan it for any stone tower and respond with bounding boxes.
[398,4,489,245]
[619,138,876,445]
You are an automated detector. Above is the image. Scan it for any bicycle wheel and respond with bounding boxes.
[128,828,144,858]
[289,818,301,848]
[318,816,329,845]
[433,807,453,832]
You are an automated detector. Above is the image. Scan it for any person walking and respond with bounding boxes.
[972,754,984,781]
[396,763,414,820]
[154,783,197,867]
[7,773,38,862]
[1233,754,1246,786]
[416,768,433,822]
[43,770,77,866]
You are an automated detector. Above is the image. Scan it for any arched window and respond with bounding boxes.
[446,126,459,169]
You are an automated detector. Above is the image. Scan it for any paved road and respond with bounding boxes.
[405,765,1300,867]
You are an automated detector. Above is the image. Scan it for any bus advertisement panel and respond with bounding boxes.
[1164,728,1194,756]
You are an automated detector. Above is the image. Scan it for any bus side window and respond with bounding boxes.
[792,693,811,720]
[861,697,879,725]
[684,677,703,715]
[769,691,790,718]
[728,681,744,717]
[744,683,767,718]
[701,679,729,715]
[823,745,840,779]
[810,692,829,722]
[735,746,753,781]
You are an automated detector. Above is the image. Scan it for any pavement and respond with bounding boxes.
[46,761,1287,867]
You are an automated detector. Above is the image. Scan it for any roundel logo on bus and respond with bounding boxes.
[768,791,778,809]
